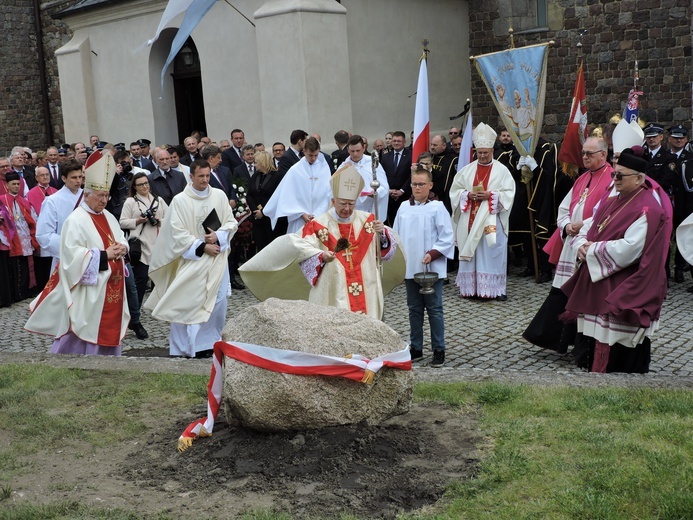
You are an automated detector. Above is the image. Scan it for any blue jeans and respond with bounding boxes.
[405,278,445,352]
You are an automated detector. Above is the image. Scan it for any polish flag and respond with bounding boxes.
[412,57,430,163]
[557,62,588,173]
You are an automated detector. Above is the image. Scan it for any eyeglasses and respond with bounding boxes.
[411,182,430,188]
[581,150,602,156]
[612,172,640,181]
[135,182,149,187]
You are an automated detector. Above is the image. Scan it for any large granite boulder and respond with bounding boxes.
[220,298,414,431]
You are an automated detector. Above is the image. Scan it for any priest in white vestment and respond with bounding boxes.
[341,135,389,221]
[450,123,515,300]
[239,166,405,320]
[25,151,130,355]
[145,159,238,358]
[262,137,332,234]
[35,159,84,271]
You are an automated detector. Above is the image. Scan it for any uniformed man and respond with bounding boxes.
[668,125,693,282]
[643,123,677,194]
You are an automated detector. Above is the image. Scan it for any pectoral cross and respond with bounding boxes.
[341,246,354,269]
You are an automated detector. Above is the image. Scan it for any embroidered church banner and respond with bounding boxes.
[473,43,551,156]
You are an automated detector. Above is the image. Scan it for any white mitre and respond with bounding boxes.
[83,150,116,191]
[473,123,497,149]
[613,119,645,154]
[330,165,365,200]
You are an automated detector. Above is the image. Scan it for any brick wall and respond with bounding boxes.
[469,0,693,143]
[0,0,77,155]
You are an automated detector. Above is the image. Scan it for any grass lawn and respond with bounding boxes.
[0,364,691,519]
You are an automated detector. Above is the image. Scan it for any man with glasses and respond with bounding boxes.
[26,151,130,356]
[524,137,613,353]
[271,142,285,168]
[393,166,454,367]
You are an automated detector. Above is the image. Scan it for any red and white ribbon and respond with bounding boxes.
[177,341,412,451]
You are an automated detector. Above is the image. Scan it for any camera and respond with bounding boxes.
[141,208,158,226]
[120,161,133,175]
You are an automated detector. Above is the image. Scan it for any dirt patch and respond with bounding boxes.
[122,347,170,358]
[8,403,483,519]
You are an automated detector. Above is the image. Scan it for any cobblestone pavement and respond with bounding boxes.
[2,265,692,379]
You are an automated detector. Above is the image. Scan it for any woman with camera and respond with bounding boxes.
[120,172,168,306]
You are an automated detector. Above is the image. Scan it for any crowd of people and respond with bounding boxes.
[4,116,692,372]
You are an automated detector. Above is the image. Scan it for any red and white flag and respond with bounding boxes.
[557,62,588,174]
[412,57,430,163]
[458,109,474,169]
[177,341,412,452]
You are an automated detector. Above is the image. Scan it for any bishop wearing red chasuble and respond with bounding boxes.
[240,166,405,319]
[25,151,130,355]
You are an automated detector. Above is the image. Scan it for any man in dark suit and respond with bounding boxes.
[221,128,246,171]
[331,130,350,170]
[9,147,36,193]
[203,144,245,290]
[180,136,200,167]
[278,129,308,178]
[380,131,412,224]
[271,142,285,168]
[149,149,187,206]
[46,146,64,189]
[232,144,256,185]
[201,145,235,201]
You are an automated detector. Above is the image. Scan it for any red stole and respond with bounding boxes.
[303,213,378,315]
[89,212,125,347]
[468,163,492,231]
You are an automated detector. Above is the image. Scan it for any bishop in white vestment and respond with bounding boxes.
[25,152,130,355]
[450,124,515,299]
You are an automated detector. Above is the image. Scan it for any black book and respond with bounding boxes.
[201,208,221,232]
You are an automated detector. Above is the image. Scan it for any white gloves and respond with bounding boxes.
[525,155,538,171]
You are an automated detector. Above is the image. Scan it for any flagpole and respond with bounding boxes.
[507,18,540,281]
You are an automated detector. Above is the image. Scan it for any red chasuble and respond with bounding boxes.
[89,212,125,347]
[303,213,389,315]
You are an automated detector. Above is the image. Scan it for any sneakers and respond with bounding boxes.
[431,350,445,368]
[410,348,423,361]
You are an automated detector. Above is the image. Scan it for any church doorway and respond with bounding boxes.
[172,38,207,144]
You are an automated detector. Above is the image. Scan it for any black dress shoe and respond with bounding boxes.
[537,272,552,284]
[128,322,149,340]
[675,269,685,283]
[231,279,245,290]
[195,349,214,359]
[520,268,535,277]
[496,294,508,301]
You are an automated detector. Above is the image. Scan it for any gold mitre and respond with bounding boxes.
[84,150,116,191]
[473,123,497,149]
[330,165,365,200]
